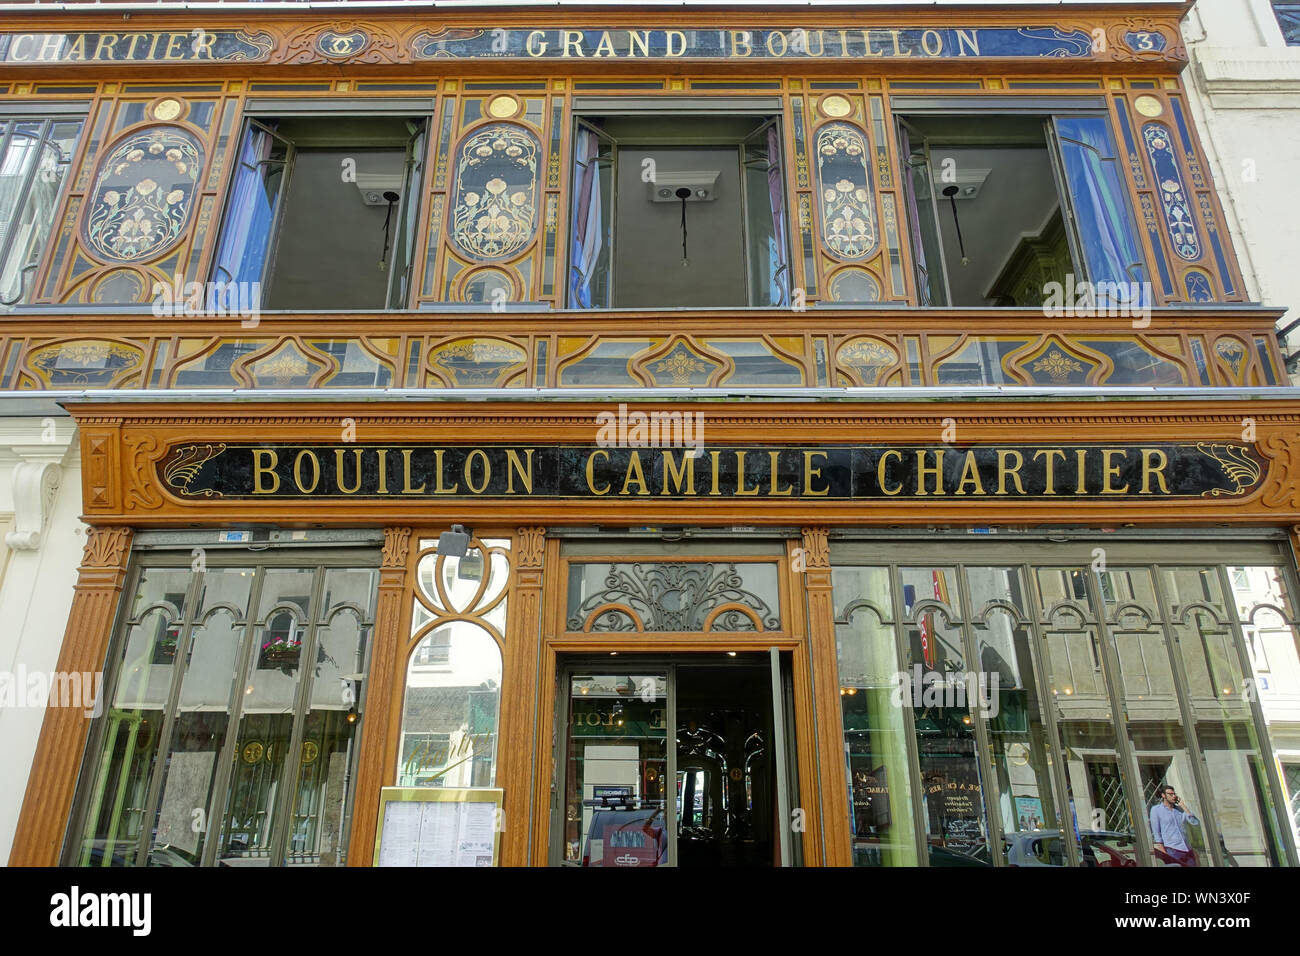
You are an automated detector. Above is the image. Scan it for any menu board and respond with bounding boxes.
[373,788,502,867]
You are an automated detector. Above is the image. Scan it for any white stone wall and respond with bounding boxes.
[0,416,86,862]
[1181,0,1300,380]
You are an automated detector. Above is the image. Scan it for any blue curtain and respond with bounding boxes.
[1055,116,1148,305]
[208,124,280,310]
[568,128,603,308]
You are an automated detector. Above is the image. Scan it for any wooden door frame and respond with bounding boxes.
[527,536,830,866]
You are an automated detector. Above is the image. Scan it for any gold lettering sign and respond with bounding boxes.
[155,442,1263,503]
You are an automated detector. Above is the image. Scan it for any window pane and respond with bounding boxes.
[73,567,190,867]
[0,118,82,306]
[286,567,376,866]
[1229,566,1300,857]
[214,567,315,865]
[967,567,1069,863]
[566,561,780,632]
[1035,567,1142,867]
[1161,565,1285,866]
[1274,3,1300,45]
[832,565,920,867]
[400,621,501,788]
[568,125,612,308]
[209,123,286,294]
[899,567,994,866]
[743,124,790,306]
[145,568,252,866]
[1101,567,1210,865]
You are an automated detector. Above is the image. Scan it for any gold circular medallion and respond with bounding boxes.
[241,741,264,765]
[302,740,319,764]
[1133,95,1164,118]
[820,94,853,119]
[486,95,520,119]
[151,98,183,122]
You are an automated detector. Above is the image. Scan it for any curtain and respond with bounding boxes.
[208,123,279,310]
[568,127,603,308]
[1054,116,1148,305]
[766,125,790,306]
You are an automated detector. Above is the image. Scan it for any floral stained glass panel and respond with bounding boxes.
[82,126,204,263]
[815,122,877,262]
[449,123,541,262]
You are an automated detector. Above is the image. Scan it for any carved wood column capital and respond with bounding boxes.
[80,526,133,570]
[515,526,546,569]
[381,527,412,570]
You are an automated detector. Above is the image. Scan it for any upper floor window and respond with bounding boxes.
[0,115,82,308]
[568,113,790,309]
[210,113,427,311]
[1274,3,1300,45]
[899,112,1148,308]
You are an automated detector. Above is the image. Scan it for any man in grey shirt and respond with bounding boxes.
[1149,785,1200,866]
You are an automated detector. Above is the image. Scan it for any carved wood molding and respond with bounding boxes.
[80,526,132,570]
[800,527,831,569]
[381,527,413,569]
[516,526,546,569]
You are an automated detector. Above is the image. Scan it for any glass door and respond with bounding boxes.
[559,669,669,867]
[554,653,794,866]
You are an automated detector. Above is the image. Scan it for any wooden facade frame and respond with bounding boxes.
[8,2,1300,870]
[9,395,1300,866]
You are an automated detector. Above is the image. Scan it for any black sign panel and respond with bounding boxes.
[157,441,1265,502]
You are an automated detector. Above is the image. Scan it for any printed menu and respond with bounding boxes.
[377,795,498,867]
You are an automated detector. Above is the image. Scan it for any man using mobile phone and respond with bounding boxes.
[1150,784,1200,866]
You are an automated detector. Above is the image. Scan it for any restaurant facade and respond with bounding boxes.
[3,0,1300,868]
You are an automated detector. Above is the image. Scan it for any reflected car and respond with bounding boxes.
[1003,830,1192,866]
[78,841,199,867]
[927,842,994,867]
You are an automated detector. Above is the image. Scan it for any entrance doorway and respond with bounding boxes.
[553,652,797,867]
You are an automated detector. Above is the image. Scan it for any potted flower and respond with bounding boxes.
[155,632,178,662]
[261,635,302,665]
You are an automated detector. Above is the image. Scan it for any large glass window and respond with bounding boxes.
[899,112,1147,308]
[831,543,1300,867]
[398,538,510,789]
[0,115,83,308]
[210,114,427,311]
[566,113,790,308]
[69,551,379,867]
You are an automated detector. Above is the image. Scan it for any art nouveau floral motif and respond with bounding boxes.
[450,124,540,261]
[83,126,203,263]
[815,122,877,261]
[1142,123,1200,261]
